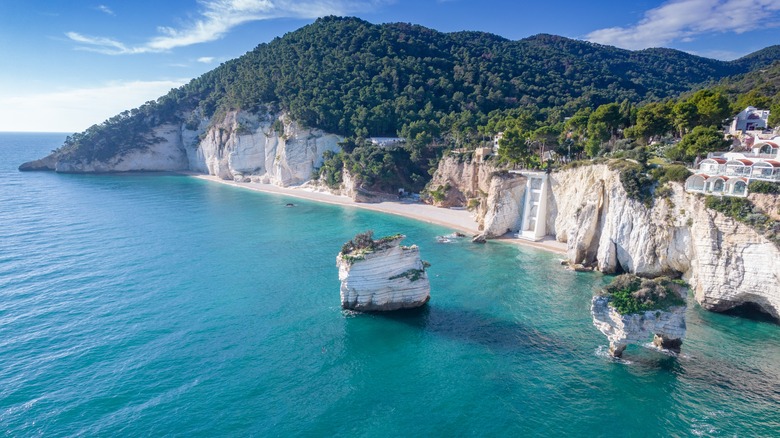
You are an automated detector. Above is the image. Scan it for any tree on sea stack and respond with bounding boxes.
[591,274,687,358]
[337,231,431,311]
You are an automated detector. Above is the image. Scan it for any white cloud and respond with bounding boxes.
[66,32,145,55]
[68,0,386,54]
[689,49,747,60]
[197,56,216,63]
[96,5,115,16]
[586,0,780,50]
[0,79,189,132]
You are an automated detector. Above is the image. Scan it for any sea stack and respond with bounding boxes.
[591,274,687,357]
[337,231,430,311]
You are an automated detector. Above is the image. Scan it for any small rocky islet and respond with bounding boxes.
[591,274,687,357]
[337,231,430,312]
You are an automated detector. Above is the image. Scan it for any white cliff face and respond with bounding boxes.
[426,156,525,237]
[551,164,780,319]
[186,110,342,186]
[479,172,526,238]
[687,200,780,319]
[591,296,686,357]
[426,155,497,207]
[31,109,342,187]
[336,236,430,311]
[55,124,189,173]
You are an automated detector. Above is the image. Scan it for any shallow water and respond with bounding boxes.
[1,133,778,436]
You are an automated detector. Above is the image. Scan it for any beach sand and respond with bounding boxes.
[191,174,568,256]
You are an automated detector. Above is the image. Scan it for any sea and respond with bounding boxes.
[1,132,778,436]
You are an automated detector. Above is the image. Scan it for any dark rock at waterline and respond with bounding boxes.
[19,155,56,171]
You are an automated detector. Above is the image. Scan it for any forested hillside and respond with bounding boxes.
[52,16,780,191]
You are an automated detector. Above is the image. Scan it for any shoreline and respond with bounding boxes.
[189,174,568,256]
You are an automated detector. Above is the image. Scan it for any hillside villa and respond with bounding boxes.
[685,137,780,196]
[726,106,770,135]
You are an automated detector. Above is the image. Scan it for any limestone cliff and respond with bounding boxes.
[591,296,686,357]
[187,111,341,186]
[20,110,342,187]
[37,124,189,173]
[337,234,430,311]
[304,168,399,203]
[426,156,526,237]
[426,154,497,208]
[477,171,526,238]
[551,164,780,319]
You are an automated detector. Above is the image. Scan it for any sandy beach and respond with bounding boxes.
[191,174,567,255]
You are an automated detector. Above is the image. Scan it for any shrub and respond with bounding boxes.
[655,185,673,199]
[428,184,450,202]
[705,196,780,247]
[609,160,654,207]
[659,164,692,184]
[704,196,755,222]
[341,230,376,255]
[602,274,686,315]
[748,180,780,194]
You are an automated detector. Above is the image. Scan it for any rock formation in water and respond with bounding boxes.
[336,231,430,311]
[591,275,687,357]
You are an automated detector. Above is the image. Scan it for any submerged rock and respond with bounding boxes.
[591,274,687,357]
[337,231,430,311]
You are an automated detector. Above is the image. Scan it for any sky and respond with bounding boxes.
[1,0,779,132]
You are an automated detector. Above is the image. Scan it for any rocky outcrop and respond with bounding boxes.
[56,124,189,173]
[476,171,526,238]
[20,110,342,187]
[591,296,686,357]
[18,154,57,171]
[427,156,526,237]
[551,163,780,319]
[426,154,497,207]
[337,234,430,311]
[749,192,780,220]
[187,111,342,186]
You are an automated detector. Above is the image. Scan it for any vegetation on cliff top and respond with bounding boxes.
[339,230,406,263]
[52,17,780,175]
[602,274,686,315]
[704,196,780,247]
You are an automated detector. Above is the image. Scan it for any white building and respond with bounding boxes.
[493,132,504,153]
[727,106,770,135]
[685,137,780,196]
[369,137,405,148]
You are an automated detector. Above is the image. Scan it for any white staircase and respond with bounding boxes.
[518,172,549,241]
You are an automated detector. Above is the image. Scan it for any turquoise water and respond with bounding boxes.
[1,133,778,436]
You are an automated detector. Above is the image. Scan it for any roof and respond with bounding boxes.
[762,160,780,168]
[701,158,727,164]
[727,159,754,166]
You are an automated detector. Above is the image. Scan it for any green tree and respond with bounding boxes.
[734,90,772,112]
[625,101,673,144]
[665,125,730,164]
[589,103,622,136]
[673,100,699,137]
[769,100,780,128]
[498,127,529,165]
[690,89,731,127]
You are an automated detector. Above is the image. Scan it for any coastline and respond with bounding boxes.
[189,174,568,256]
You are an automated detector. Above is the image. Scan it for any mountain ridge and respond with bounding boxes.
[22,15,780,169]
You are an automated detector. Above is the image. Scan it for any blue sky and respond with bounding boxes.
[1,0,779,132]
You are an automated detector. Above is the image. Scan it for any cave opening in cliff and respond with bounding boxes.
[723,302,779,324]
